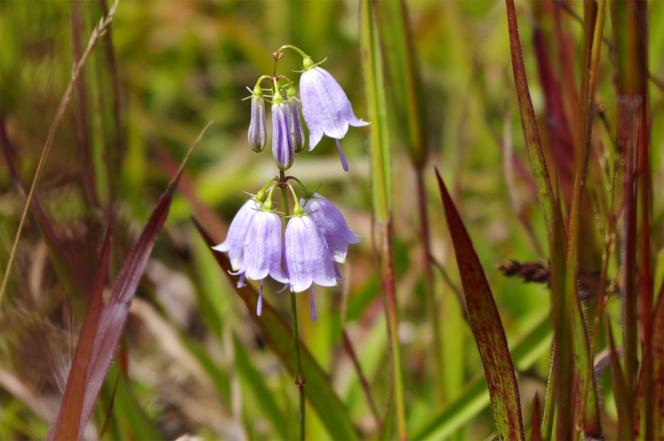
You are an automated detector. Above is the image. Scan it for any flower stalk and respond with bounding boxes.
[281,169,306,441]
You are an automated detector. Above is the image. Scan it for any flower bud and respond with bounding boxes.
[271,102,294,170]
[288,100,305,153]
[248,88,267,152]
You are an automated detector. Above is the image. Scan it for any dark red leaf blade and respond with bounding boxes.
[49,215,114,441]
[67,122,211,436]
[434,167,525,441]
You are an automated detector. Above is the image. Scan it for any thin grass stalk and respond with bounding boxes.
[610,2,647,412]
[342,330,381,429]
[360,0,406,438]
[634,2,653,439]
[97,0,124,203]
[70,0,98,207]
[563,1,605,437]
[502,1,567,438]
[0,0,120,308]
[375,0,442,405]
[279,170,305,441]
[415,170,444,403]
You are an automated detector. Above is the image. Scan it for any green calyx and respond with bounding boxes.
[272,78,284,104]
[286,182,305,216]
[302,56,314,70]
[256,179,276,203]
[287,85,297,99]
[260,184,277,211]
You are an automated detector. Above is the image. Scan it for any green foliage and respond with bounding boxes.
[1,1,662,440]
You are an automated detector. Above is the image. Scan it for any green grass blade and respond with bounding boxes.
[233,334,290,441]
[376,0,426,168]
[360,1,407,439]
[414,314,551,440]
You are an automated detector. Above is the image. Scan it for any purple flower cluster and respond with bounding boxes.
[247,51,367,172]
[217,45,363,318]
[214,192,359,315]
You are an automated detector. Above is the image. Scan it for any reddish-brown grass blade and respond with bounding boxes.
[530,393,541,441]
[635,282,664,439]
[434,167,525,441]
[49,214,114,441]
[68,122,211,436]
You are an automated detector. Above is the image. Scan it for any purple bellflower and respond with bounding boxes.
[272,100,294,170]
[241,208,288,284]
[302,193,360,263]
[248,87,267,152]
[212,198,260,271]
[299,60,368,172]
[284,214,337,293]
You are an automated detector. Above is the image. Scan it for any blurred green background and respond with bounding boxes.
[1,0,663,439]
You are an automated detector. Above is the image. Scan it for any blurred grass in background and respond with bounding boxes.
[0,0,663,440]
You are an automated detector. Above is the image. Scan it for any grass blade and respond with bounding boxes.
[0,0,120,307]
[503,0,556,234]
[563,1,605,437]
[49,215,114,441]
[376,0,443,405]
[414,314,551,440]
[193,220,360,441]
[607,322,632,441]
[74,122,211,435]
[434,168,525,441]
[360,0,406,439]
[650,283,664,439]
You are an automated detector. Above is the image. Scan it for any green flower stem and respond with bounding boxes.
[252,75,272,94]
[278,44,309,59]
[280,169,305,441]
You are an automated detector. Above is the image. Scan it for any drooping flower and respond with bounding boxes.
[241,208,288,284]
[299,62,369,171]
[284,214,337,293]
[248,87,267,152]
[212,198,260,271]
[302,193,360,263]
[272,101,294,170]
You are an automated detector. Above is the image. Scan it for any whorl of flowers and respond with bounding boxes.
[214,45,367,318]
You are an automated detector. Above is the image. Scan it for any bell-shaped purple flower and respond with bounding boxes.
[248,92,267,152]
[272,102,294,170]
[242,209,288,284]
[299,66,369,171]
[213,198,260,271]
[302,193,360,264]
[284,214,337,293]
[288,100,306,153]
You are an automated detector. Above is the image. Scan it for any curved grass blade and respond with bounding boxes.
[72,122,211,435]
[434,168,525,441]
[193,220,360,441]
[49,215,114,441]
[414,314,551,441]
